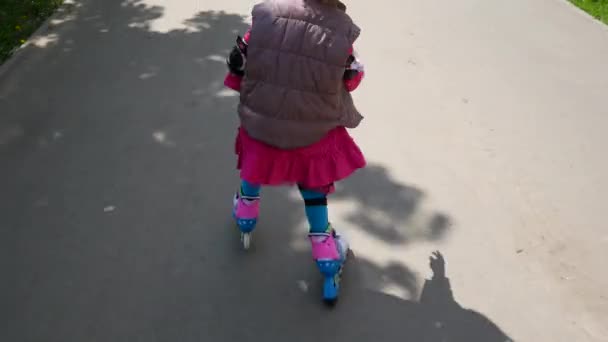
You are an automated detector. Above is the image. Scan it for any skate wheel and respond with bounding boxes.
[322,276,339,306]
[241,232,251,250]
[324,297,338,307]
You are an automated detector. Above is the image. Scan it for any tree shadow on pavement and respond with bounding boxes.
[0,2,510,342]
[335,165,451,245]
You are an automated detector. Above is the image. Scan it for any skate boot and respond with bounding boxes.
[309,226,349,305]
[233,193,260,250]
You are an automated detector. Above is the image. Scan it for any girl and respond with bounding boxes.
[225,0,365,304]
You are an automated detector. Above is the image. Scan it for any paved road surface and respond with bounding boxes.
[1,0,607,341]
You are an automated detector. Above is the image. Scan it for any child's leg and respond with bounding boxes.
[299,187,330,233]
[240,179,261,198]
[300,184,347,304]
[234,179,261,233]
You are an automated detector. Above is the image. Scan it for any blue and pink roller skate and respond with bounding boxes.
[233,196,348,304]
[309,227,349,304]
[233,193,260,250]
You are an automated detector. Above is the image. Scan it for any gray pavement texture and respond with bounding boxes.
[1,0,607,341]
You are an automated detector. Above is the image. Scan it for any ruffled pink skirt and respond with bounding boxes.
[236,126,366,193]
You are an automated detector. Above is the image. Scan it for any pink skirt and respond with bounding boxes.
[236,126,366,193]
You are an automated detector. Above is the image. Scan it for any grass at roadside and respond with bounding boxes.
[0,0,64,63]
[571,0,608,24]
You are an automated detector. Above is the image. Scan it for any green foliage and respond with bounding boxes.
[0,0,64,63]
[571,0,608,24]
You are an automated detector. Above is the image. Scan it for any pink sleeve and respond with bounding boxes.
[344,72,364,92]
[224,73,243,91]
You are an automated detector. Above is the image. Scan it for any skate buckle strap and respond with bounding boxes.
[240,195,259,201]
[309,232,331,237]
[237,190,260,201]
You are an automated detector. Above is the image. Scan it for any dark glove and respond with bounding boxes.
[226,36,248,76]
[344,54,361,80]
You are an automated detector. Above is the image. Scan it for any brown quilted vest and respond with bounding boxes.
[238,0,363,149]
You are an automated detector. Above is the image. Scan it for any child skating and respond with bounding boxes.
[224,0,365,304]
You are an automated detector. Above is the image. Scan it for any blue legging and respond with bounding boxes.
[240,180,329,233]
